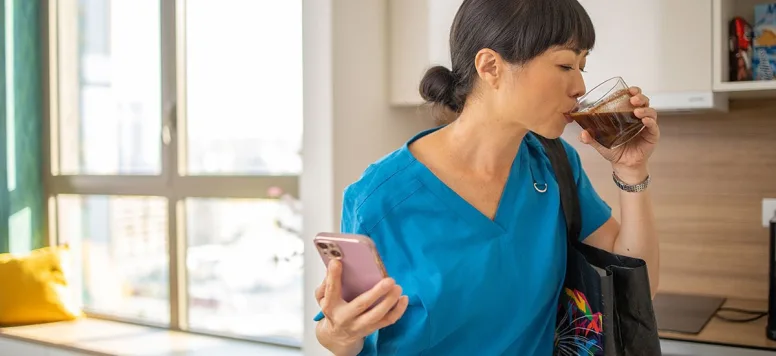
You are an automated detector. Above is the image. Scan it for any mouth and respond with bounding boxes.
[563,110,575,123]
[563,105,577,123]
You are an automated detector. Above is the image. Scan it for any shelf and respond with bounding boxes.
[713,0,776,99]
[714,80,776,92]
[713,81,776,99]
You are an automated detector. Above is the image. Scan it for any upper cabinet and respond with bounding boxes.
[578,0,725,111]
[388,0,776,112]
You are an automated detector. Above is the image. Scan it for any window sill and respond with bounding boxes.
[0,318,301,356]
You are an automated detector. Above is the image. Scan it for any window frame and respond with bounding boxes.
[41,0,301,347]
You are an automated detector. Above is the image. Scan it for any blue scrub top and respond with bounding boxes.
[314,127,611,355]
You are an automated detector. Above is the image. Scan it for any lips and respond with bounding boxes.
[563,105,578,123]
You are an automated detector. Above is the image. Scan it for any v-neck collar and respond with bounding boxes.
[401,127,529,237]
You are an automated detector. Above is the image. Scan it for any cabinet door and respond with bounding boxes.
[578,0,712,95]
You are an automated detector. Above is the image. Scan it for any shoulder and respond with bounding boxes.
[342,145,424,233]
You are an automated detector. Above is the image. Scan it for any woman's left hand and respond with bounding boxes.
[578,86,660,182]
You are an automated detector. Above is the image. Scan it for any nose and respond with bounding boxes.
[570,72,586,99]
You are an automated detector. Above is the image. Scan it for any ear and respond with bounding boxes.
[474,48,506,89]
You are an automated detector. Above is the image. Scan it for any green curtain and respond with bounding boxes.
[0,0,44,254]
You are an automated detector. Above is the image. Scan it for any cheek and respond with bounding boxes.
[526,82,557,112]
[537,78,569,110]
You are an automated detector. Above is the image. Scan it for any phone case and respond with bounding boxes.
[314,232,388,302]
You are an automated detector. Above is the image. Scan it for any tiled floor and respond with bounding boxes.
[0,318,301,356]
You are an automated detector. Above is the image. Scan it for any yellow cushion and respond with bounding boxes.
[0,245,82,326]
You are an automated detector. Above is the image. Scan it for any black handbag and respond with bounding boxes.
[535,136,662,356]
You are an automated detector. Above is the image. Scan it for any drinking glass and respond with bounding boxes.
[568,76,645,149]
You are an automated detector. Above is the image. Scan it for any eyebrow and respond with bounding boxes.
[565,48,590,56]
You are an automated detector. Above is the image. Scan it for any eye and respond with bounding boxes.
[559,65,587,73]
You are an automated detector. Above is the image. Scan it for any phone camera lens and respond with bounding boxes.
[330,250,342,258]
[317,242,329,250]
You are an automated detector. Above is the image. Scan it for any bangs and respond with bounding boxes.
[494,0,596,63]
[551,0,596,52]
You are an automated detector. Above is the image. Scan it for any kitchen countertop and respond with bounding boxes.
[659,298,776,351]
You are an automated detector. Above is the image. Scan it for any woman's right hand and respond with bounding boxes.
[315,259,409,355]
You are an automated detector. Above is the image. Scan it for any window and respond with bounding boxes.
[47,0,303,346]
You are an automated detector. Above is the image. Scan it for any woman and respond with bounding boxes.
[314,0,660,354]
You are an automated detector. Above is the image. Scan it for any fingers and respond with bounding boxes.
[320,260,344,318]
[373,295,410,330]
[355,284,404,326]
[342,278,397,320]
[630,93,650,108]
[634,107,658,121]
[634,106,660,140]
[628,86,642,96]
[325,260,343,300]
[641,117,660,140]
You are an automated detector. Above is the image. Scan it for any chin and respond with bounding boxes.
[532,127,563,140]
[533,121,567,139]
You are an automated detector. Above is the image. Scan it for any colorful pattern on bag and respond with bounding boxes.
[554,288,603,356]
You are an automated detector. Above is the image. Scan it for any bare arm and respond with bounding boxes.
[583,166,659,297]
[579,85,661,298]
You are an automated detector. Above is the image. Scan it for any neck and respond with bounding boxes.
[438,106,529,177]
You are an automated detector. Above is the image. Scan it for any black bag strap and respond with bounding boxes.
[534,135,582,243]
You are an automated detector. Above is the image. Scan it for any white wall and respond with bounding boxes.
[301,0,432,354]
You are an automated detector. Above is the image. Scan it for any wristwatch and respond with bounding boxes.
[612,171,651,193]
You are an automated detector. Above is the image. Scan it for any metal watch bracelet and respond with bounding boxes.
[612,171,651,193]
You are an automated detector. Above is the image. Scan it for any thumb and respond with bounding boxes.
[325,259,345,303]
[579,129,605,151]
[579,130,616,161]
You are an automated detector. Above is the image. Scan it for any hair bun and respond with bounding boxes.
[419,66,460,113]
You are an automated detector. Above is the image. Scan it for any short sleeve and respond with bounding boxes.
[311,189,380,355]
[562,140,613,240]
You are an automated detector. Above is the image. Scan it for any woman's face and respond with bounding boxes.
[494,47,588,138]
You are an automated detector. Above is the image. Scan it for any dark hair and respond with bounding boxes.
[419,0,596,122]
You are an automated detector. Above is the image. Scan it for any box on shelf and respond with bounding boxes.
[753,3,776,80]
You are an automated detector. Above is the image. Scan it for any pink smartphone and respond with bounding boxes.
[314,232,388,303]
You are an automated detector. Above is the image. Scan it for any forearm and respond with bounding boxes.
[612,165,660,296]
